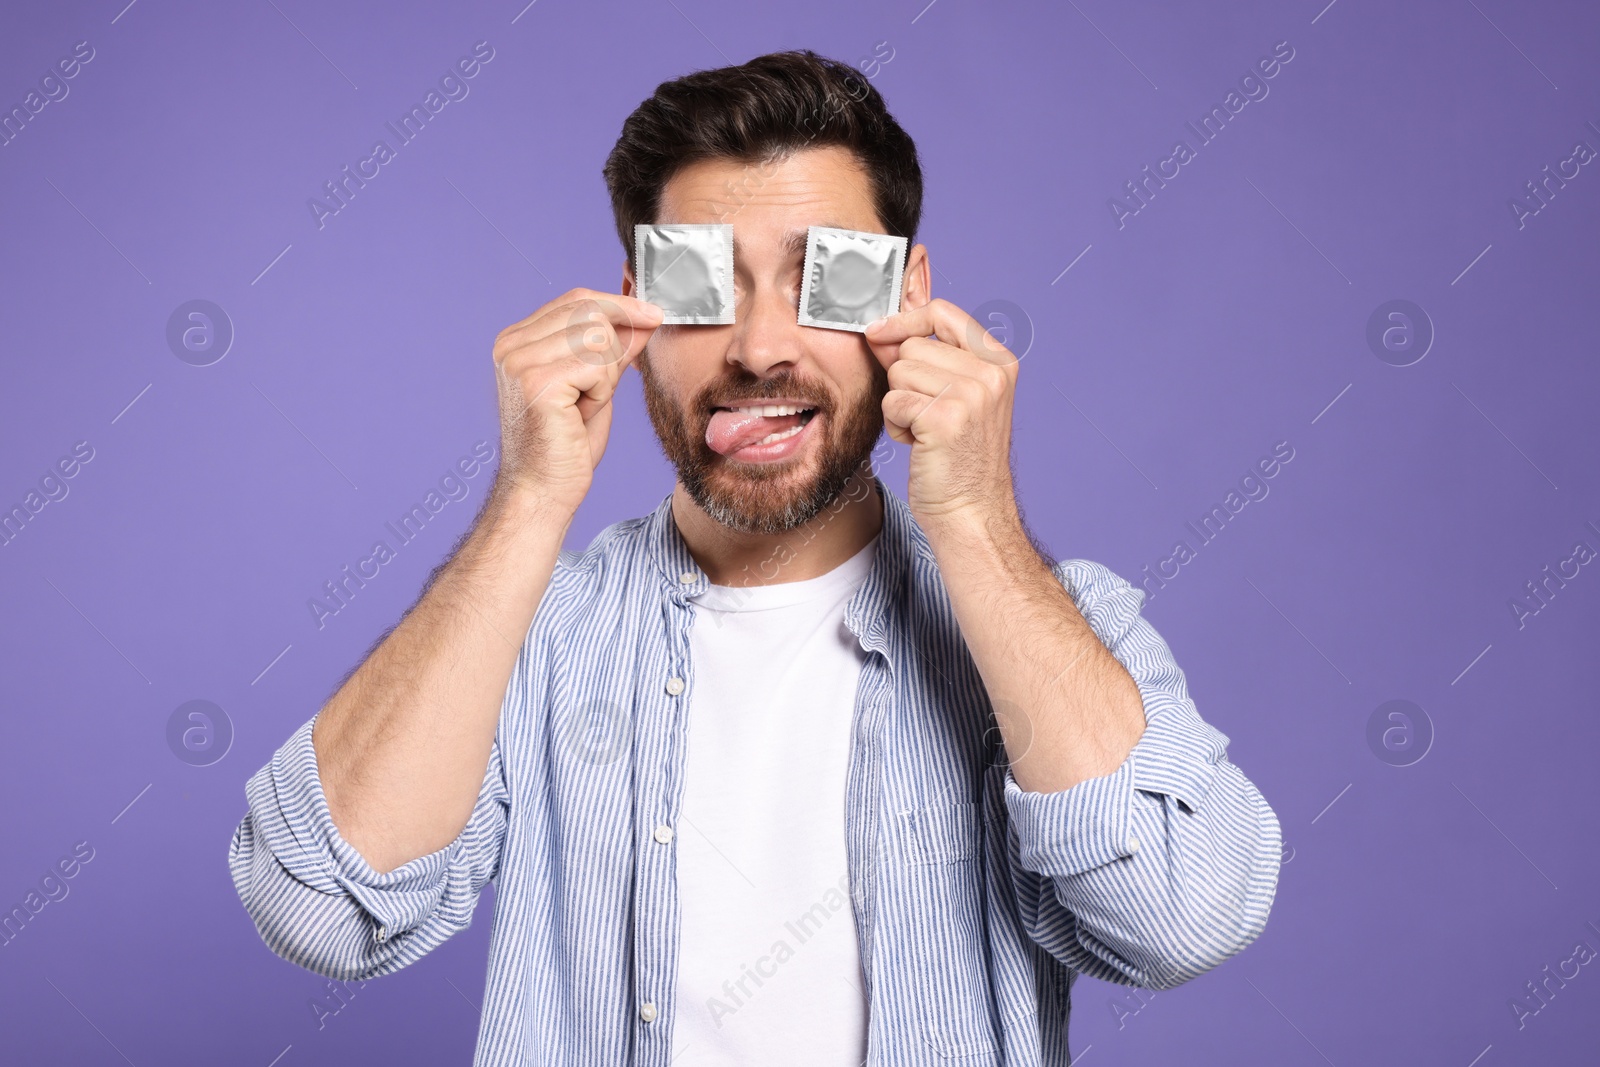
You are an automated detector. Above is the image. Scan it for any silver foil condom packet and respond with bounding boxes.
[633,223,735,324]
[798,226,908,332]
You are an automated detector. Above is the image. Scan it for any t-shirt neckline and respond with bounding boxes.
[690,532,880,612]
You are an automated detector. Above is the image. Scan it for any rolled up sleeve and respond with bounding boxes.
[999,559,1282,991]
[228,715,510,982]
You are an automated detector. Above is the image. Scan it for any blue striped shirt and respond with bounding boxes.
[229,476,1282,1065]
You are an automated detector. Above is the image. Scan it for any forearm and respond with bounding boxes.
[928,512,1146,793]
[1004,752,1282,989]
[312,480,567,874]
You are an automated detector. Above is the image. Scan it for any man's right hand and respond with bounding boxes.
[492,289,663,514]
[311,289,660,875]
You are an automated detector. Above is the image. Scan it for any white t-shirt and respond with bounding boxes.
[669,533,879,1066]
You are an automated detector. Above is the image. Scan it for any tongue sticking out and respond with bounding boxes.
[706,409,810,457]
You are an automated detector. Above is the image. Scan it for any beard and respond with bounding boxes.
[636,349,888,535]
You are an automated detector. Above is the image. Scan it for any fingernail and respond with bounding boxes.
[866,316,887,332]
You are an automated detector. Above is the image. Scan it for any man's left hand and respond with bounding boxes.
[864,298,1023,540]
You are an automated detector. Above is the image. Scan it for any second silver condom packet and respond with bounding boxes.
[633,223,735,324]
[798,226,908,332]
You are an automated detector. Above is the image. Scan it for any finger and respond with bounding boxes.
[583,290,666,330]
[509,369,603,438]
[887,356,958,399]
[503,332,631,430]
[500,290,664,355]
[861,301,974,375]
[509,300,657,379]
[495,288,617,344]
[576,298,660,375]
[862,298,969,348]
[573,334,635,422]
[501,320,636,388]
[565,306,654,370]
[887,336,981,376]
[882,388,933,444]
[896,341,1015,414]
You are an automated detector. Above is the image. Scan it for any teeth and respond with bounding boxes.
[730,403,810,417]
[751,423,806,446]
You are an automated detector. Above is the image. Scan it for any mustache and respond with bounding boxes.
[692,372,835,414]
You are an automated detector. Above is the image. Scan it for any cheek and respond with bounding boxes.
[817,347,885,408]
[643,336,716,406]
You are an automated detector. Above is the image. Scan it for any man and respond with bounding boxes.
[229,49,1281,1067]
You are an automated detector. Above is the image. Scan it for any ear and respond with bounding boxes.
[901,242,932,311]
[621,258,636,299]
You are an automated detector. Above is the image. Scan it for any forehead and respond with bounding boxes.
[656,145,883,260]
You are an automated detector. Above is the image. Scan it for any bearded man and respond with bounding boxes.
[229,48,1281,1067]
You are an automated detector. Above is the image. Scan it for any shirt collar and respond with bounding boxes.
[644,474,918,662]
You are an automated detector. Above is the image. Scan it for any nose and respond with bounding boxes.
[726,277,803,378]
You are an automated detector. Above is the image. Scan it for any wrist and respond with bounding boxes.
[449,478,575,596]
[486,474,579,539]
[921,500,1029,562]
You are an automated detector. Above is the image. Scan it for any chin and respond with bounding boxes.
[693,463,832,534]
[695,442,882,538]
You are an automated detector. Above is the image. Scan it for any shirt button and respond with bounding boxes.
[1127,836,1140,854]
[640,1001,659,1022]
[678,571,697,584]
[653,824,674,844]
[665,676,685,696]
[374,926,389,943]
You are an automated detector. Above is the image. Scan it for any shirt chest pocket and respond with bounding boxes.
[895,801,1002,1061]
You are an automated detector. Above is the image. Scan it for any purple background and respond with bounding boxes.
[3,0,1597,1063]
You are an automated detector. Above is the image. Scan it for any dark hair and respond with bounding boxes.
[603,49,923,274]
